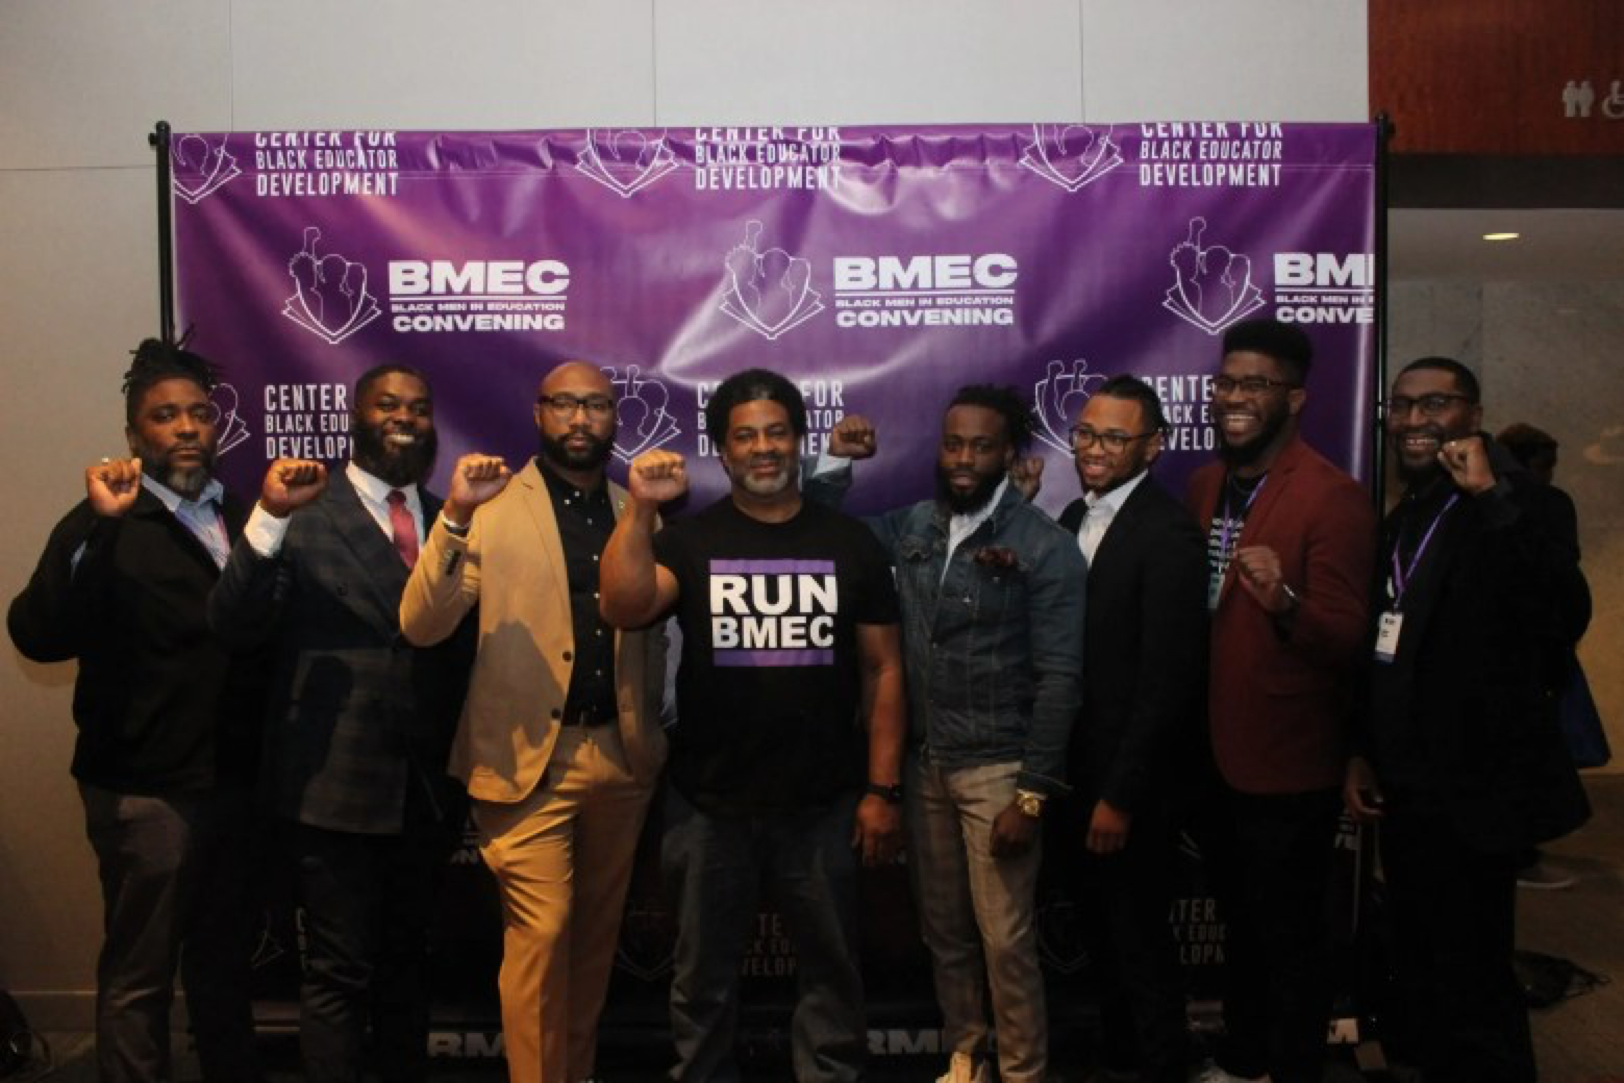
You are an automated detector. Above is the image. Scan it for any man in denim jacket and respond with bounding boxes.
[823,385,1086,1083]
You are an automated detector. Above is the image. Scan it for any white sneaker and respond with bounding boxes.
[938,1051,991,1083]
[1517,861,1576,890]
[1190,1061,1270,1083]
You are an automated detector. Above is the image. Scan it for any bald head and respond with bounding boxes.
[538,360,612,401]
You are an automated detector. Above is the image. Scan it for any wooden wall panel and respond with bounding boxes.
[1372,0,1624,154]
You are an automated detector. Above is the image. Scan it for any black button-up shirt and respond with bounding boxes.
[539,463,619,718]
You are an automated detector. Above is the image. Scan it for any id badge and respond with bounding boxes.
[1373,610,1403,663]
[1207,574,1223,612]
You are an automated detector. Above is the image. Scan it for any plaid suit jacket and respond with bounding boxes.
[210,468,472,833]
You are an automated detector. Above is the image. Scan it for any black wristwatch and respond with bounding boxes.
[864,781,903,804]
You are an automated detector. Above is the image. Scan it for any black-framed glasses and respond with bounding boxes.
[1212,375,1299,396]
[1068,426,1158,453]
[1383,393,1474,418]
[538,394,615,419]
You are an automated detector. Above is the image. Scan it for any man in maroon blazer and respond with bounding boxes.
[1186,318,1375,1083]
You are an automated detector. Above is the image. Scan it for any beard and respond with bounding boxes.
[935,463,1003,515]
[538,426,613,473]
[133,440,215,499]
[1216,406,1289,469]
[1393,423,1451,484]
[725,454,795,497]
[353,422,438,488]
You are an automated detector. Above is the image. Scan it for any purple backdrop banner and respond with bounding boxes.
[172,122,1377,516]
[172,122,1378,1062]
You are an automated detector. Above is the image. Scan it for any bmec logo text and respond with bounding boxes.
[388,260,571,296]
[832,254,1018,291]
[1272,252,1375,326]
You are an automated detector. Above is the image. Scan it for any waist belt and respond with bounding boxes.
[560,706,617,727]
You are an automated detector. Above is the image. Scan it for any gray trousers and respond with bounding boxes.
[80,783,262,1083]
[906,756,1047,1083]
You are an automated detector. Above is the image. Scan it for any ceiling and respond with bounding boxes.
[1389,208,1624,282]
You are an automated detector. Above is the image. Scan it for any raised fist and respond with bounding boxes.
[628,449,689,505]
[86,458,144,518]
[828,415,877,460]
[1009,455,1044,502]
[1438,435,1494,495]
[260,459,328,518]
[445,454,512,522]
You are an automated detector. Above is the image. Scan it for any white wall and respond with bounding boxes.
[0,0,1367,1020]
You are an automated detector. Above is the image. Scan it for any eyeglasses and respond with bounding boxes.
[1068,426,1157,453]
[1212,375,1299,397]
[538,394,615,419]
[1383,393,1474,418]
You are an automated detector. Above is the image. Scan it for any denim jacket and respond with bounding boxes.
[868,484,1086,795]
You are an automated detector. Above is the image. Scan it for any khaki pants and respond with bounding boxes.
[905,756,1047,1083]
[473,724,653,1083]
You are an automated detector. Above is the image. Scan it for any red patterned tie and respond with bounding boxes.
[386,489,419,569]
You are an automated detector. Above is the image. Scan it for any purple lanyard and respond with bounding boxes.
[1390,493,1459,610]
[1218,473,1266,561]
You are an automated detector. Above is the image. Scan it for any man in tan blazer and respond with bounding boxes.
[400,360,666,1083]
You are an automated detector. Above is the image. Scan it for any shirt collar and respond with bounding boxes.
[537,457,608,502]
[1085,469,1148,516]
[346,460,419,507]
[141,472,223,512]
[948,475,1010,537]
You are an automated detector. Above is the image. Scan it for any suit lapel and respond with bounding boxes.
[1233,439,1298,549]
[319,469,412,632]
[1089,479,1151,581]
[516,461,571,609]
[1215,437,1301,609]
[421,487,444,527]
[133,488,225,577]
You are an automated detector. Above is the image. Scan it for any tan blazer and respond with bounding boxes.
[400,459,667,802]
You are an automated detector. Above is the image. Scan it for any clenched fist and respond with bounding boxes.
[86,458,144,518]
[1438,435,1495,495]
[828,415,877,460]
[445,454,512,523]
[1232,544,1292,615]
[259,459,328,518]
[628,449,689,505]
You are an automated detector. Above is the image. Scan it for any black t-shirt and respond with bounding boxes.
[1205,470,1266,609]
[653,496,900,815]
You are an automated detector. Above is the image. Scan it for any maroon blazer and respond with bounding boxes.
[1187,434,1376,794]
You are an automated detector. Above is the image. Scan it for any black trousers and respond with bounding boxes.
[1380,793,1534,1083]
[79,782,262,1083]
[1201,786,1341,1083]
[288,814,457,1083]
[1079,799,1191,1083]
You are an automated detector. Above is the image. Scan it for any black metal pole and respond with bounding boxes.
[148,121,176,345]
[1372,112,1394,510]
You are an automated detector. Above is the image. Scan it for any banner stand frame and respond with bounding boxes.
[148,120,176,346]
[1372,112,1394,509]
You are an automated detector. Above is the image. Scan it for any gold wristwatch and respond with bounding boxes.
[1014,788,1046,818]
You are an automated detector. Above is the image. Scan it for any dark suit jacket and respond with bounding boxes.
[209,469,472,835]
[1187,433,1376,795]
[8,487,262,795]
[1360,451,1590,852]
[1061,475,1208,817]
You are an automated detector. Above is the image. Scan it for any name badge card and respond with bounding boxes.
[1373,610,1403,663]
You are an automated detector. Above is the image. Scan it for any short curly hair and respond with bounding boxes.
[946,384,1034,452]
[705,368,807,440]
[123,337,218,423]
